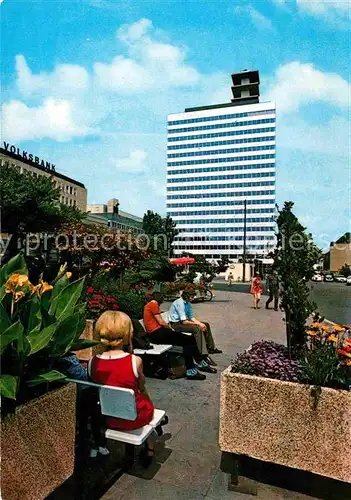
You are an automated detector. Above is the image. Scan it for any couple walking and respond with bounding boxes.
[250,269,279,310]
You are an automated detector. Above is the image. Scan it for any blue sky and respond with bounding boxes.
[1,0,350,249]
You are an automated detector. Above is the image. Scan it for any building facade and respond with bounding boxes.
[166,70,276,261]
[87,199,143,233]
[325,233,351,272]
[0,144,87,211]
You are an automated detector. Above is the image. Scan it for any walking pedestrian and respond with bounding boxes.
[227,272,234,286]
[250,272,263,309]
[266,269,279,311]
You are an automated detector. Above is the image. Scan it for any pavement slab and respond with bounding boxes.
[102,289,320,500]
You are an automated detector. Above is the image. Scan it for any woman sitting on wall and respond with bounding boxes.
[89,310,162,466]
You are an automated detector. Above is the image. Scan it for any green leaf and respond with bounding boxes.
[0,253,28,286]
[50,313,81,357]
[0,302,11,332]
[51,274,70,301]
[49,277,85,320]
[27,323,57,355]
[0,375,19,399]
[26,293,42,334]
[1,321,23,354]
[16,324,31,358]
[71,339,99,351]
[27,370,66,386]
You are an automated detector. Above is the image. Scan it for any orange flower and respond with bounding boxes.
[32,281,53,296]
[307,330,317,336]
[334,325,345,332]
[66,272,72,279]
[5,273,31,294]
[311,323,324,329]
[327,335,338,343]
[337,349,351,359]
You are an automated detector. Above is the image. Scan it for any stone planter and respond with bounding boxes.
[74,319,103,361]
[1,383,77,500]
[219,369,351,483]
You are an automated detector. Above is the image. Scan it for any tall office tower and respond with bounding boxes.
[166,70,276,262]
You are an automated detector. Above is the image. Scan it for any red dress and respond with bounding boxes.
[89,353,154,430]
[251,277,263,295]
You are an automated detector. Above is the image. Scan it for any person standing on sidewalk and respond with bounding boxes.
[250,272,263,309]
[265,269,280,311]
[227,272,234,286]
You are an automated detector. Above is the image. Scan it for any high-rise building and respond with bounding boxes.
[166,70,276,262]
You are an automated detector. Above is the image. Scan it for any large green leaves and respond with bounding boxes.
[26,293,42,334]
[0,375,19,399]
[0,302,11,333]
[27,370,66,386]
[27,323,57,355]
[50,312,82,357]
[49,277,85,320]
[1,321,23,354]
[0,253,27,286]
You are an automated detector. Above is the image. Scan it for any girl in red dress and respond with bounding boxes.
[89,310,156,463]
[250,272,263,309]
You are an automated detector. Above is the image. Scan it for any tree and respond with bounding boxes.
[0,165,85,262]
[142,210,179,256]
[273,202,318,353]
[339,264,351,277]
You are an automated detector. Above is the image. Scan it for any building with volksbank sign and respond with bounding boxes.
[0,142,87,211]
[166,70,276,261]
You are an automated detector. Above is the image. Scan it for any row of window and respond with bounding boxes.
[167,190,275,200]
[168,136,275,151]
[167,199,275,208]
[167,181,275,192]
[169,208,275,216]
[168,172,275,184]
[168,127,276,143]
[168,154,275,167]
[167,163,275,176]
[168,118,275,135]
[173,245,268,250]
[167,145,275,159]
[59,196,77,206]
[176,235,275,241]
[176,217,274,225]
[177,226,275,233]
[168,109,275,126]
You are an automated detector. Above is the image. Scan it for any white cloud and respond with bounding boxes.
[16,55,90,98]
[265,61,349,113]
[116,149,148,172]
[1,98,94,141]
[234,6,274,30]
[296,0,350,17]
[93,19,200,92]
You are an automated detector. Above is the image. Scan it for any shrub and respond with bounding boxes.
[114,290,145,319]
[86,287,119,320]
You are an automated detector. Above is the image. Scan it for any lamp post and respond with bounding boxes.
[242,199,247,282]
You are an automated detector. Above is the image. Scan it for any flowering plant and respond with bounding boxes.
[231,340,300,382]
[86,287,119,319]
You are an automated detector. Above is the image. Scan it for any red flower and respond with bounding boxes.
[95,294,103,300]
[112,304,119,310]
[87,287,94,294]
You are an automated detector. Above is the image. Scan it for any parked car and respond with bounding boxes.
[334,275,347,283]
[324,274,334,282]
[346,276,351,286]
[312,274,323,282]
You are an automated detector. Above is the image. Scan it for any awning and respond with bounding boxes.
[169,257,195,265]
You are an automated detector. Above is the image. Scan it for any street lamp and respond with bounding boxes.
[242,199,247,282]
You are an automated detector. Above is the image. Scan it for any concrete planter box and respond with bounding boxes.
[74,319,103,361]
[1,383,77,500]
[219,369,351,483]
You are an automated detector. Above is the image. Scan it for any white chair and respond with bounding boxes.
[66,379,165,466]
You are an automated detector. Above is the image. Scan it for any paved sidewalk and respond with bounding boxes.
[102,290,316,500]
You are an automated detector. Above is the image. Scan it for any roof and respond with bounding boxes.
[0,148,86,188]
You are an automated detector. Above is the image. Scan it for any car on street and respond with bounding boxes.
[346,276,351,286]
[334,275,347,283]
[312,274,323,282]
[324,274,334,282]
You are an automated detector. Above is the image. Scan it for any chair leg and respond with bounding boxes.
[220,452,257,495]
[124,443,136,470]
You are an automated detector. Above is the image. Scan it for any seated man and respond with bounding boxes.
[169,291,221,366]
[143,292,211,380]
[185,296,222,357]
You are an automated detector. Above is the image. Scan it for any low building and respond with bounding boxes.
[324,233,351,272]
[87,198,143,234]
[0,142,87,211]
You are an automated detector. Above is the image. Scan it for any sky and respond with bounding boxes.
[1,0,350,249]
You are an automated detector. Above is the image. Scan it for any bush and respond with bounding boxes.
[114,290,145,319]
[231,340,300,382]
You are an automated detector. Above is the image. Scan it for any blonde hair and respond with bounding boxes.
[95,311,133,350]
